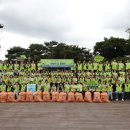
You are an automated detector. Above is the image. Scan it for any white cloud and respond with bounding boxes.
[0,0,129,60]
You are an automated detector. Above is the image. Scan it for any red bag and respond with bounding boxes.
[7,92,16,102]
[67,92,75,102]
[17,92,26,102]
[43,91,51,102]
[51,92,59,102]
[93,92,102,103]
[26,91,34,102]
[101,92,110,103]
[58,92,67,102]
[75,92,84,102]
[84,91,92,103]
[0,91,8,103]
[34,91,43,102]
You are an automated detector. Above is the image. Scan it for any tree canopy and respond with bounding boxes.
[6,41,92,62]
[5,37,130,62]
[94,37,129,60]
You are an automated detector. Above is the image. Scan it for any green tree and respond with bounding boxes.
[5,46,26,61]
[6,41,92,62]
[94,37,127,60]
[125,39,130,55]
[27,43,46,62]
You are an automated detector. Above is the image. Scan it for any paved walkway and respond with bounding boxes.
[0,102,130,130]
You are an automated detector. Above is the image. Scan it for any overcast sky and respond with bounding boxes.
[0,0,129,60]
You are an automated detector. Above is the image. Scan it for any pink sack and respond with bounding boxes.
[43,91,51,102]
[26,91,34,102]
[84,91,92,103]
[93,92,102,103]
[34,91,43,102]
[101,92,110,103]
[7,92,16,102]
[51,92,59,102]
[75,92,84,102]
[68,92,75,102]
[17,92,26,102]
[0,91,8,103]
[58,92,67,102]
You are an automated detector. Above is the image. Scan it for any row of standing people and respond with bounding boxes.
[0,60,130,72]
[0,79,130,101]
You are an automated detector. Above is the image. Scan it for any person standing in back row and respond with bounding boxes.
[115,80,124,101]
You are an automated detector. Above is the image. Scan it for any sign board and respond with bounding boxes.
[27,84,36,92]
[40,59,74,68]
[94,55,104,62]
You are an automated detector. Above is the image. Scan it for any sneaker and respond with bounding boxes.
[116,99,118,101]
[122,99,124,101]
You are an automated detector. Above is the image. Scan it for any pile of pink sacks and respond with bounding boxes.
[0,91,110,103]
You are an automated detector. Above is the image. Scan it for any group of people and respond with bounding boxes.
[0,60,130,101]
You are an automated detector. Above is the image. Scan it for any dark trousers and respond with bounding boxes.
[124,92,130,100]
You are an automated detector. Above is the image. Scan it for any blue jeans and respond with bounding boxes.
[115,92,124,100]
[108,92,113,100]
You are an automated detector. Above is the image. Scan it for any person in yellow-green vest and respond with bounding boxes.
[43,80,50,92]
[57,82,64,92]
[93,62,99,72]
[7,82,13,92]
[104,61,111,72]
[96,80,102,92]
[124,80,130,100]
[118,61,124,71]
[64,81,70,94]
[87,61,93,72]
[8,61,14,71]
[115,80,124,101]
[2,61,8,71]
[14,61,19,71]
[125,60,130,71]
[0,82,6,92]
[77,81,83,93]
[20,81,27,92]
[50,84,57,93]
[20,62,25,71]
[101,81,107,93]
[107,81,113,100]
[82,61,87,71]
[98,62,103,72]
[31,61,36,73]
[13,82,20,99]
[36,82,42,92]
[77,61,82,71]
[111,60,118,71]
[71,63,77,71]
[37,62,42,73]
[70,81,77,93]
[26,62,31,72]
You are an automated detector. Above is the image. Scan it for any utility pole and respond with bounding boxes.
[126,28,130,39]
